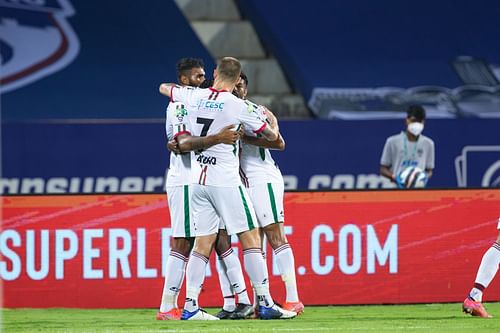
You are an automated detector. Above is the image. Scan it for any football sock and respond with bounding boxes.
[159,251,188,312]
[184,251,209,312]
[221,248,251,305]
[223,296,236,312]
[275,243,299,303]
[251,252,269,308]
[216,256,236,311]
[470,242,500,302]
[243,248,274,308]
[469,285,485,302]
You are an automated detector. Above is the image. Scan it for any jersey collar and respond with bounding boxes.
[209,87,228,93]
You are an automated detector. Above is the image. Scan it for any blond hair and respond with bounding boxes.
[216,57,241,83]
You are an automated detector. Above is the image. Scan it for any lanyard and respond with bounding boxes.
[403,132,418,162]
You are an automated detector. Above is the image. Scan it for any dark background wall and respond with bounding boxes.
[1,0,499,192]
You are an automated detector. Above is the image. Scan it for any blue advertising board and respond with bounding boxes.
[2,119,499,194]
[274,119,500,189]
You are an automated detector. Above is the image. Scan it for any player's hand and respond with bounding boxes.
[216,125,240,145]
[241,134,251,143]
[167,139,181,154]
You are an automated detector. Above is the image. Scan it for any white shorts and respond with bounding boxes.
[166,185,194,238]
[247,182,285,228]
[191,184,257,236]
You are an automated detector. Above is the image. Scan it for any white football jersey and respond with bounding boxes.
[239,100,283,187]
[171,86,268,187]
[165,101,192,187]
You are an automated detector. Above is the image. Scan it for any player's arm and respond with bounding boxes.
[240,101,278,141]
[242,133,285,150]
[176,125,239,153]
[254,107,279,141]
[159,83,175,98]
[257,123,278,142]
[243,107,284,150]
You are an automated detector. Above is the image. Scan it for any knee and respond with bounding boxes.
[192,234,217,257]
[171,238,192,257]
[266,229,287,250]
[238,228,261,249]
[215,232,232,256]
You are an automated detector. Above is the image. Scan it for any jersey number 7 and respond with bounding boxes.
[197,117,214,137]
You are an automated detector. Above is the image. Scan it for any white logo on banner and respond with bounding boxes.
[0,0,80,93]
[482,160,500,187]
[454,145,500,187]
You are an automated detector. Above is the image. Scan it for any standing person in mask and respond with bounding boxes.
[379,105,435,188]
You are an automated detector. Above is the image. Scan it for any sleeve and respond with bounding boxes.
[426,139,435,170]
[255,105,268,122]
[380,138,392,167]
[240,100,267,135]
[170,85,195,104]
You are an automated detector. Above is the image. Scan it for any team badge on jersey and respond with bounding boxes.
[175,103,188,121]
[0,0,80,94]
[245,100,258,113]
[245,100,268,124]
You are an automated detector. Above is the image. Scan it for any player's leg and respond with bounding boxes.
[181,184,220,320]
[214,228,252,319]
[463,224,500,318]
[213,226,238,318]
[214,251,236,319]
[157,185,193,320]
[251,228,268,316]
[217,229,251,307]
[158,237,190,319]
[263,223,303,313]
[237,229,294,319]
[214,185,296,319]
[470,232,500,302]
[250,182,303,314]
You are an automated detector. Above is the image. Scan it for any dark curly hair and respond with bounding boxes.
[176,58,204,80]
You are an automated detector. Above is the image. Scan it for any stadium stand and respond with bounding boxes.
[174,0,310,118]
[237,0,500,118]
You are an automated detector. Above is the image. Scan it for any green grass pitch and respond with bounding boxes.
[2,303,500,333]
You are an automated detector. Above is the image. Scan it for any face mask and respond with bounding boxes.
[407,122,424,136]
